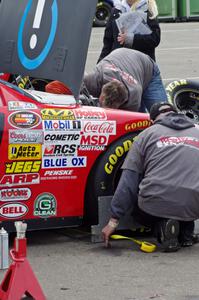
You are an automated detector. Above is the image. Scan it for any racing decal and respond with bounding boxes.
[74,108,107,120]
[157,136,199,149]
[42,156,87,168]
[44,132,80,144]
[34,193,57,218]
[9,130,43,144]
[0,188,31,201]
[9,111,41,129]
[0,203,28,219]
[82,120,116,135]
[0,174,40,186]
[43,120,81,131]
[43,144,77,157]
[78,145,105,151]
[41,170,77,181]
[41,109,75,120]
[104,63,138,85]
[125,120,151,131]
[105,137,137,174]
[8,101,37,111]
[80,135,109,146]
[166,80,187,93]
[8,144,42,160]
[5,161,41,174]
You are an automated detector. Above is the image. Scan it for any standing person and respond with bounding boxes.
[98,0,160,62]
[46,48,167,112]
[102,102,199,252]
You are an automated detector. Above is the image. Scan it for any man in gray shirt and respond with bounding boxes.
[83,48,167,112]
[102,102,199,252]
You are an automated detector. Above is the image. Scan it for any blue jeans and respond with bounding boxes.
[139,63,168,112]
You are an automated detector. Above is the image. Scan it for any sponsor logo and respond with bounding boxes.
[44,170,73,176]
[83,121,116,134]
[43,120,81,131]
[43,144,77,156]
[44,132,80,144]
[9,130,43,143]
[0,203,28,218]
[74,109,107,120]
[9,111,41,129]
[105,137,137,174]
[0,174,40,186]
[80,135,109,146]
[8,144,42,160]
[42,157,87,168]
[0,188,31,201]
[34,193,56,218]
[157,136,199,149]
[125,120,151,131]
[78,145,105,151]
[41,109,75,120]
[8,101,37,111]
[6,161,41,174]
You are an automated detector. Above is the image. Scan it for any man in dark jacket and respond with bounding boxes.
[98,0,160,62]
[102,102,199,252]
[84,48,167,112]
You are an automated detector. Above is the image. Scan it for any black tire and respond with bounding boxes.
[93,2,112,27]
[166,79,199,123]
[84,132,139,225]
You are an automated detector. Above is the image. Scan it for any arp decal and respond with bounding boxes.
[105,137,137,174]
[44,132,80,144]
[8,101,37,111]
[8,144,42,160]
[5,161,41,174]
[18,0,58,70]
[82,120,116,134]
[9,130,43,144]
[9,111,41,129]
[34,193,57,218]
[0,174,40,186]
[125,120,151,131]
[0,188,31,201]
[0,203,28,218]
[43,144,77,156]
[42,156,87,168]
[74,109,107,120]
[41,109,75,120]
[43,120,81,131]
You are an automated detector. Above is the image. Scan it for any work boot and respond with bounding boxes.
[156,219,181,252]
[178,221,197,247]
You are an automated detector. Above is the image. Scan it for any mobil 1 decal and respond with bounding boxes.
[34,193,56,218]
[8,111,41,129]
[43,119,81,131]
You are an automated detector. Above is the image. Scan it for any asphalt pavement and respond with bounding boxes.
[1,22,199,300]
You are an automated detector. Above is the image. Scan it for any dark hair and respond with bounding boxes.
[150,102,177,121]
[101,81,128,109]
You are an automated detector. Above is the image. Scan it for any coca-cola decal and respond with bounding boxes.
[82,120,116,135]
[0,188,31,201]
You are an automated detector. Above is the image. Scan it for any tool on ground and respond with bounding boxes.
[0,227,9,270]
[111,234,156,253]
[0,221,46,300]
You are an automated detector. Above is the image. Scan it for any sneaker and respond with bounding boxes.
[156,219,181,252]
[180,234,199,247]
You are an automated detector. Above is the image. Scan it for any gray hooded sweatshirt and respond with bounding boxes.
[83,48,154,111]
[112,112,199,221]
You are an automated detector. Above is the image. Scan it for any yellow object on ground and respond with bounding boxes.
[111,234,156,253]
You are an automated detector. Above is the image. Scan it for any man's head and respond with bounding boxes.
[150,102,177,121]
[99,80,128,109]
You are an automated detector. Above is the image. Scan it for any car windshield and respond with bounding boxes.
[0,79,77,106]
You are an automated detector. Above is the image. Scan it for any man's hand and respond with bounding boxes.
[117,32,127,45]
[102,218,119,247]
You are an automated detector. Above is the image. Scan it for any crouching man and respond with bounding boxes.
[102,102,199,252]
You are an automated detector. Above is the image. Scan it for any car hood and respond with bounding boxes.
[0,0,97,99]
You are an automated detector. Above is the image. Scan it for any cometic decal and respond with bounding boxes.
[44,132,80,144]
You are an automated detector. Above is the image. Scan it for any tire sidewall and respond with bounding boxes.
[93,2,112,27]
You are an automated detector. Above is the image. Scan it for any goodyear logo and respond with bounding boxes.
[125,120,151,131]
[41,109,75,120]
[5,161,41,174]
[8,144,42,160]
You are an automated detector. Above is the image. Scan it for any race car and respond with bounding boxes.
[0,0,152,232]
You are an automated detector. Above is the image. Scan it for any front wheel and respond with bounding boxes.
[93,2,112,27]
[166,79,199,124]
